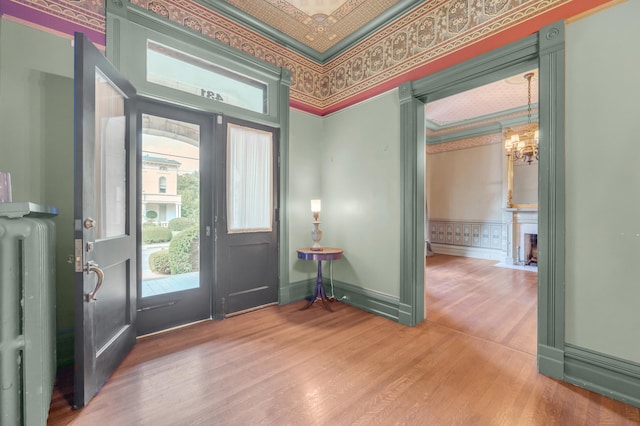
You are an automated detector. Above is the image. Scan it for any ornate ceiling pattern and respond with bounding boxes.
[131,0,570,113]
[222,0,401,53]
[2,0,614,115]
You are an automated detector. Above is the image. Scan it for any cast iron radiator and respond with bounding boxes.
[0,203,57,426]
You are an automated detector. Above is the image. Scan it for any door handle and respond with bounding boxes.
[85,262,105,302]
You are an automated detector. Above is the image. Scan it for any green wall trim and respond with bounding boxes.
[281,279,401,323]
[278,68,291,309]
[56,329,74,369]
[280,279,314,305]
[407,21,567,376]
[537,344,564,380]
[564,344,640,409]
[412,36,539,105]
[537,21,566,351]
[398,81,426,327]
[107,0,292,317]
[107,0,285,126]
[332,280,401,323]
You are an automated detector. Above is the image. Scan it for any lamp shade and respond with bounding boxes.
[310,199,321,213]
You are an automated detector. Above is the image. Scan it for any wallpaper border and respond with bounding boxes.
[0,0,616,115]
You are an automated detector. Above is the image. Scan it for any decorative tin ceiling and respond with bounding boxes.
[222,0,405,54]
[426,69,539,127]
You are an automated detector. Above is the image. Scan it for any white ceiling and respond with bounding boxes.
[425,69,539,127]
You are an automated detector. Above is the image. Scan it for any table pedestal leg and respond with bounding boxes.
[300,260,333,311]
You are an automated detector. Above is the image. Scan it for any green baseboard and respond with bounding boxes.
[282,279,401,322]
[56,329,74,369]
[537,344,564,379]
[564,344,640,408]
[279,279,314,305]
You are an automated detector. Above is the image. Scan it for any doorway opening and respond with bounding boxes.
[141,113,201,298]
[136,102,281,336]
[424,68,540,351]
[136,101,213,337]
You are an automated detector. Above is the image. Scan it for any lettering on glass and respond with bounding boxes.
[200,89,224,102]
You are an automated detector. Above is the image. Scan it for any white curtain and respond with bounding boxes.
[227,123,272,233]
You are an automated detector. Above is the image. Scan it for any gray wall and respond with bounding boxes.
[427,141,504,221]
[0,20,76,336]
[565,0,640,364]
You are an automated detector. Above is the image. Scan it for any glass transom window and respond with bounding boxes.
[146,40,268,114]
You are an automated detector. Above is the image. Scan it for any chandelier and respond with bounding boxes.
[504,72,538,165]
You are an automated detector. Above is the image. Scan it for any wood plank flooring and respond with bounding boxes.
[48,255,640,425]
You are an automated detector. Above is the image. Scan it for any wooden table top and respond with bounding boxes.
[297,247,343,261]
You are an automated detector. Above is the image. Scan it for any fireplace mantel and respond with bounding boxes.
[502,208,538,266]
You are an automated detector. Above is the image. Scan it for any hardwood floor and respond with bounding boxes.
[48,255,640,425]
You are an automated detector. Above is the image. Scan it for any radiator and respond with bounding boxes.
[0,203,57,426]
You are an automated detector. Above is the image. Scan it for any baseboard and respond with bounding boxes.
[56,329,74,369]
[431,243,505,261]
[537,344,564,379]
[332,280,400,322]
[398,303,415,326]
[280,279,314,305]
[283,279,401,323]
[564,344,640,408]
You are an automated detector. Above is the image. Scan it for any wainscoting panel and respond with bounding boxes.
[429,219,507,261]
[430,220,505,249]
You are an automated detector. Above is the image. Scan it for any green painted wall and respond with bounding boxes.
[288,109,323,282]
[42,74,75,334]
[0,20,76,362]
[565,0,640,363]
[6,0,638,371]
[289,94,403,298]
[321,90,402,296]
[0,20,73,202]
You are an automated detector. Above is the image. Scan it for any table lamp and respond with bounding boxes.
[310,199,322,251]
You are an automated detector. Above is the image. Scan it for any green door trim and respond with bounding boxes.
[398,22,566,379]
[105,0,291,319]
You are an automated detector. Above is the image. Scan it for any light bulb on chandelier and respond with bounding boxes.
[504,72,539,165]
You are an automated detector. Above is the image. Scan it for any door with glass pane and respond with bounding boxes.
[136,100,213,336]
[73,32,137,408]
[216,117,279,316]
